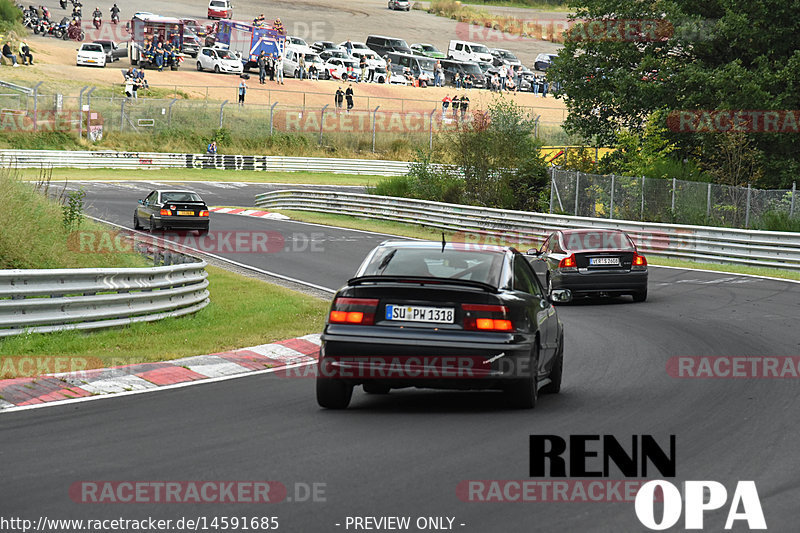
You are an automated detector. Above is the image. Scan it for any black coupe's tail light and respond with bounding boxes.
[462,304,513,332]
[632,253,647,270]
[329,297,379,325]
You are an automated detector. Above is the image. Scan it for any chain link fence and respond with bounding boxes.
[549,168,798,229]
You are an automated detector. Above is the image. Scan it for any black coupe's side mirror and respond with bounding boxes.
[527,248,541,256]
[138,199,144,205]
[549,289,572,304]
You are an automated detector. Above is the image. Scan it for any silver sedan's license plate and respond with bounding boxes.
[590,257,620,265]
[386,304,454,323]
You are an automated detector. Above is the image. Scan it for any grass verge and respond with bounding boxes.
[17,167,382,186]
[0,266,328,367]
[278,209,800,281]
[0,168,148,269]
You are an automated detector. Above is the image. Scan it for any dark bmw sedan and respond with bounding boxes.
[133,190,210,234]
[530,229,648,302]
[317,241,567,409]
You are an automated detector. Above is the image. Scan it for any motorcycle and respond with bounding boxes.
[72,6,81,19]
[110,11,119,24]
[24,13,39,29]
[67,24,84,41]
[53,18,69,38]
[35,18,50,35]
[92,15,100,29]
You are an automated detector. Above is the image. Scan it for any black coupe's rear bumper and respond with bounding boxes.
[320,326,535,389]
[153,215,209,230]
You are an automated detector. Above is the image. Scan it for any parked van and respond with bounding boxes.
[447,40,493,64]
[284,45,324,78]
[386,52,437,85]
[366,35,412,57]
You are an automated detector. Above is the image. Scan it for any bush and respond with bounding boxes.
[755,211,800,232]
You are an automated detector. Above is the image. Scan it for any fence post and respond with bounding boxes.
[534,115,540,138]
[269,102,278,135]
[319,104,328,145]
[706,183,712,220]
[219,100,228,128]
[120,99,125,131]
[791,182,796,218]
[32,81,42,132]
[609,174,615,219]
[77,86,88,139]
[168,98,177,128]
[574,171,580,216]
[85,87,96,141]
[640,176,645,220]
[745,183,751,229]
[671,177,676,214]
[372,106,380,153]
[428,108,436,150]
[549,171,554,213]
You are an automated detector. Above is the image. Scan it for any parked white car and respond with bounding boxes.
[196,46,243,74]
[323,57,359,80]
[76,43,107,67]
[283,46,325,78]
[287,36,309,48]
[447,40,493,64]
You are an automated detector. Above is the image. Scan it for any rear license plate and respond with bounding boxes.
[386,304,454,323]
[589,257,620,266]
[177,210,195,216]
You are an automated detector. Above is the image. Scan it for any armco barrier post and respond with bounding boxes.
[219,100,228,129]
[168,98,177,128]
[77,86,88,139]
[706,183,712,219]
[120,99,126,132]
[791,182,796,217]
[574,171,580,216]
[319,104,328,145]
[609,174,615,219]
[269,102,278,135]
[745,183,752,229]
[640,176,645,220]
[671,177,676,215]
[32,81,42,132]
[372,106,380,153]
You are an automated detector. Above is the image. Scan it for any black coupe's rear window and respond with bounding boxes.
[161,192,203,203]
[360,248,504,286]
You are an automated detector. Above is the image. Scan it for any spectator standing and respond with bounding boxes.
[267,53,275,81]
[345,39,353,56]
[359,55,367,82]
[345,85,354,113]
[451,95,460,119]
[3,42,19,67]
[298,53,306,80]
[498,65,507,91]
[434,61,442,87]
[542,79,548,98]
[335,87,344,110]
[275,53,284,84]
[385,57,392,83]
[460,94,469,120]
[257,51,267,84]
[18,41,33,65]
[441,94,450,119]
[238,80,247,106]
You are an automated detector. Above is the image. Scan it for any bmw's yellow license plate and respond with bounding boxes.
[177,210,194,216]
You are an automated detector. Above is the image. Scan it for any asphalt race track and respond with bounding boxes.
[1,181,799,532]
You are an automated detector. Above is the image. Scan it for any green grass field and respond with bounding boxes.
[18,167,383,186]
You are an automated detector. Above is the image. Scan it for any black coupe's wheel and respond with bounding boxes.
[541,333,563,394]
[316,377,353,409]
[148,216,157,233]
[363,382,390,394]
[633,288,648,302]
[198,227,209,236]
[505,345,539,409]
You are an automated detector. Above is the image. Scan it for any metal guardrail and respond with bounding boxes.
[0,260,210,337]
[0,149,415,176]
[255,190,800,270]
[0,80,34,95]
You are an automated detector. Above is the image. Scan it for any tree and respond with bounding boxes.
[548,0,800,188]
